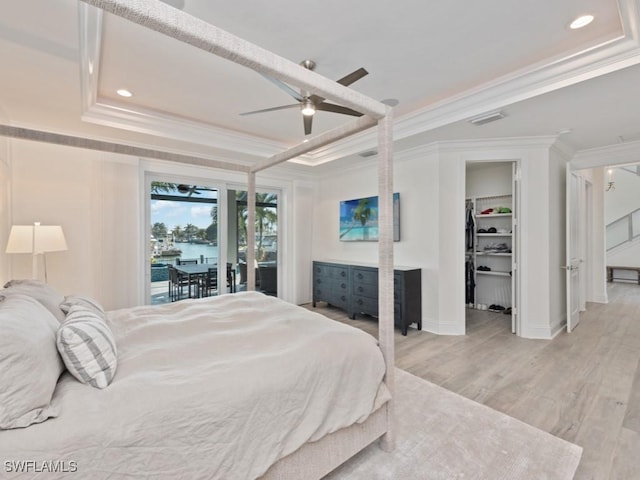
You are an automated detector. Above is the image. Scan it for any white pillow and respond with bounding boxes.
[2,279,66,322]
[60,294,106,320]
[0,294,64,429]
[57,305,117,389]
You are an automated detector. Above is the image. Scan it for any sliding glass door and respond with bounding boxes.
[228,189,279,296]
[149,181,220,304]
[147,179,280,303]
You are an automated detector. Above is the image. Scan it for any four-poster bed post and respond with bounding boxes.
[1,0,399,472]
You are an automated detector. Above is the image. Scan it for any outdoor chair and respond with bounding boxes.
[199,267,218,297]
[168,265,190,301]
[176,258,198,265]
[258,265,277,296]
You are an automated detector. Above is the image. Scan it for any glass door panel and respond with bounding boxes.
[229,189,278,296]
[149,181,220,304]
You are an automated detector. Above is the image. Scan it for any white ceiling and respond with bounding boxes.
[1,0,640,170]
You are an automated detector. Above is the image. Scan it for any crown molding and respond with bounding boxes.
[78,1,640,167]
[78,3,290,160]
[572,139,640,169]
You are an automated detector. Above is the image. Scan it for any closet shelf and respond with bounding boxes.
[476,270,511,277]
[476,213,512,218]
[476,233,512,237]
[475,252,512,256]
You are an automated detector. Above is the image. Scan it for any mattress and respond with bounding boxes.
[0,292,390,479]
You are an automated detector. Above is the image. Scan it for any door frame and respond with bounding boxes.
[144,172,226,304]
[464,158,522,336]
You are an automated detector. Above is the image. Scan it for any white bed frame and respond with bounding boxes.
[0,1,396,477]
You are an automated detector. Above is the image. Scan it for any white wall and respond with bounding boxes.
[604,166,640,222]
[578,168,607,303]
[4,139,314,309]
[312,137,566,339]
[605,165,640,269]
[7,139,140,309]
[466,162,512,197]
[548,146,568,335]
[312,146,440,329]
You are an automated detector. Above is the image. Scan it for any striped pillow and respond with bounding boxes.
[57,305,117,389]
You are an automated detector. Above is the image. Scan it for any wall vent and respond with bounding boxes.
[469,111,505,126]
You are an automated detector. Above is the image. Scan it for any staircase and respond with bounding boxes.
[607,208,640,276]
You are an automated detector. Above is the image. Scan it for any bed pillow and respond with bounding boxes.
[57,305,117,389]
[2,279,66,322]
[0,294,64,429]
[60,294,106,321]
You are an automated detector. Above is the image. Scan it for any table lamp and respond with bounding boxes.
[5,222,68,282]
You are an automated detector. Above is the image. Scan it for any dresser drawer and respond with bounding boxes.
[352,268,378,285]
[352,295,378,316]
[314,263,349,280]
[352,281,377,298]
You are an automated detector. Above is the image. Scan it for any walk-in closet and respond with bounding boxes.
[465,161,519,334]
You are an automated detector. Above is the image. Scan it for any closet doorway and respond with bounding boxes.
[465,161,521,336]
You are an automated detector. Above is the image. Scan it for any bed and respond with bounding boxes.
[0,0,397,477]
[0,290,390,479]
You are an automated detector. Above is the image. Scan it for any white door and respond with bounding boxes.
[511,162,520,334]
[566,168,581,332]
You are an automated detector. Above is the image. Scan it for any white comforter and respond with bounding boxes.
[0,292,390,479]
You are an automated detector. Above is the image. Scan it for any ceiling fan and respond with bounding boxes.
[240,60,368,135]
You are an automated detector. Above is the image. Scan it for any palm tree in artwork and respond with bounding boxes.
[339,198,376,239]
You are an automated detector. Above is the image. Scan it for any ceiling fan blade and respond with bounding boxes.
[259,73,304,102]
[240,104,299,116]
[336,67,368,86]
[316,102,363,117]
[307,68,369,105]
[304,115,313,135]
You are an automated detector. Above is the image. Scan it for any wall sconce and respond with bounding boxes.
[5,222,68,282]
[606,168,615,191]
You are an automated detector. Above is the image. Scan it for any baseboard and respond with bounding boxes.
[422,318,465,336]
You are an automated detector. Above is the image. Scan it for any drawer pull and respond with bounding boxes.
[358,286,363,292]
[341,295,346,301]
[358,273,363,279]
[341,271,346,277]
[341,283,346,289]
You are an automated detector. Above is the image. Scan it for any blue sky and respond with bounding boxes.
[151,200,215,230]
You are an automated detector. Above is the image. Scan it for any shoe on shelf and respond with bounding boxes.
[503,307,512,315]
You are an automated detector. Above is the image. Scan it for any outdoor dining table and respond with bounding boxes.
[174,263,236,297]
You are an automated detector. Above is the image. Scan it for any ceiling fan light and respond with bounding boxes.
[301,100,315,116]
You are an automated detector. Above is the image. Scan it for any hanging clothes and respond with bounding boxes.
[465,202,475,253]
[465,259,475,305]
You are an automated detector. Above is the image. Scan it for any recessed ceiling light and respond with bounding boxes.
[570,15,594,29]
[116,89,133,98]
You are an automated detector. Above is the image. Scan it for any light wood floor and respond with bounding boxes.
[305,282,640,480]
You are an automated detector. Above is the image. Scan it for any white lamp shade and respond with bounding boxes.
[6,224,68,254]
[35,226,67,253]
[5,226,34,253]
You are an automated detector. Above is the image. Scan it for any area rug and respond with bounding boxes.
[324,369,582,480]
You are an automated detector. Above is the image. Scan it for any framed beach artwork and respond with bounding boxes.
[339,193,400,242]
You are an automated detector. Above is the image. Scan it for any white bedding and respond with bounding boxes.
[0,292,390,479]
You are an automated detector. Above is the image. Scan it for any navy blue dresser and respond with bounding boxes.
[312,261,422,335]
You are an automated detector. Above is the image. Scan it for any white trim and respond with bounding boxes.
[572,139,640,169]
